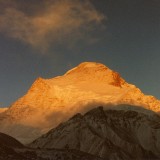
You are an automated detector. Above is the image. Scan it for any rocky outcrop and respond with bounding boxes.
[30,105,160,160]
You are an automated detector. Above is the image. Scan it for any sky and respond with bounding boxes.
[0,0,160,107]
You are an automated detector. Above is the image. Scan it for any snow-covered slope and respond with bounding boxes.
[0,62,160,143]
[0,108,8,113]
[30,105,160,160]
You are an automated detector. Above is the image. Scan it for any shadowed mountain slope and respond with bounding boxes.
[30,105,160,160]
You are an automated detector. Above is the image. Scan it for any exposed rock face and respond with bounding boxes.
[30,105,160,160]
[0,62,160,143]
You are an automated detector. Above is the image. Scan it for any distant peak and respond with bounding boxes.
[64,62,108,76]
[78,62,107,68]
[64,62,125,87]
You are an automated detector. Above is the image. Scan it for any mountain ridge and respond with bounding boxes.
[0,132,103,160]
[0,62,160,143]
[29,105,160,160]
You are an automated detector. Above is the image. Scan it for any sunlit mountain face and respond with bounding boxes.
[0,62,160,145]
[1,0,160,108]
[1,62,160,160]
[1,1,160,159]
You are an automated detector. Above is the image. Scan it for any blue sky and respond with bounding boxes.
[0,0,160,106]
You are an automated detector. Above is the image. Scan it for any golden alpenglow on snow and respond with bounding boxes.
[0,62,160,144]
[1,1,160,160]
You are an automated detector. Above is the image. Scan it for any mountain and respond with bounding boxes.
[0,108,8,113]
[0,132,103,160]
[0,132,24,148]
[0,132,25,160]
[29,105,160,160]
[0,62,160,143]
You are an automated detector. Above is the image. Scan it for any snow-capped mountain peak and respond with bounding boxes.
[0,62,160,143]
[64,62,125,87]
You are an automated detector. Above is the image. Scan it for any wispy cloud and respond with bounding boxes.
[0,0,105,52]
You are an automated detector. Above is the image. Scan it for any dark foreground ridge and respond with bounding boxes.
[1,105,160,160]
[0,132,103,160]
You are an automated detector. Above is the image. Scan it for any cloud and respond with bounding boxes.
[0,0,105,52]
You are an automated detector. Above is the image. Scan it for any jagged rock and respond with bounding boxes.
[30,106,160,160]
